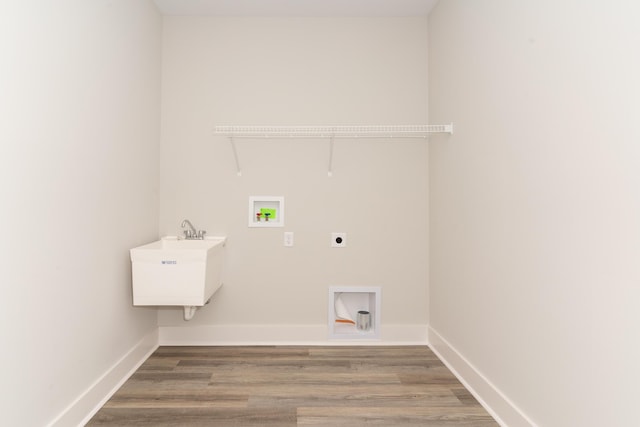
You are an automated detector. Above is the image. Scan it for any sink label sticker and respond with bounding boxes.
[161,260,177,265]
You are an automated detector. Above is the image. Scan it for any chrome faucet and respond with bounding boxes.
[181,219,206,240]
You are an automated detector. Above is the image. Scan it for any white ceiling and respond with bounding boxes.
[153,0,440,17]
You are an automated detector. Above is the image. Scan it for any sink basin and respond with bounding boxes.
[130,236,226,306]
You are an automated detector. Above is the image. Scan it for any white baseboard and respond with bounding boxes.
[44,324,542,426]
[48,329,159,427]
[159,324,428,346]
[427,326,536,427]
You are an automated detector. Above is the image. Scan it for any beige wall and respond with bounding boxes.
[0,1,161,425]
[429,1,640,426]
[158,17,429,338]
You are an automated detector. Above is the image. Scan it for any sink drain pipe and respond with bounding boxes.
[183,306,198,321]
[182,297,212,321]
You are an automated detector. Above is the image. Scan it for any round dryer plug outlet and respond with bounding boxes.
[331,232,347,248]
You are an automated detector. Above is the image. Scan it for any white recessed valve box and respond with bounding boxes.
[249,196,284,228]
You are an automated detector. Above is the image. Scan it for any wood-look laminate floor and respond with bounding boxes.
[88,346,498,426]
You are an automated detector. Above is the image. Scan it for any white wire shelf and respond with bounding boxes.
[215,124,453,138]
[214,124,453,176]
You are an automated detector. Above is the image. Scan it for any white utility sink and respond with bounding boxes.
[130,236,226,310]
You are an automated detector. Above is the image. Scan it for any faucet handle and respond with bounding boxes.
[184,229,192,239]
[198,230,207,239]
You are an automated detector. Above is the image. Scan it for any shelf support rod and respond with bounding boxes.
[328,136,335,177]
[229,136,242,176]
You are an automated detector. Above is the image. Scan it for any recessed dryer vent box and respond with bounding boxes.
[328,286,381,340]
[249,196,284,227]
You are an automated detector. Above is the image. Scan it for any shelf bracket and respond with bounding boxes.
[328,136,335,177]
[229,136,242,176]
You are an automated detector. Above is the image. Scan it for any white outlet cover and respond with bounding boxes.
[331,232,346,247]
[284,231,294,247]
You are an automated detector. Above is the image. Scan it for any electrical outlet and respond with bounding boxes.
[284,231,294,247]
[331,232,346,248]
